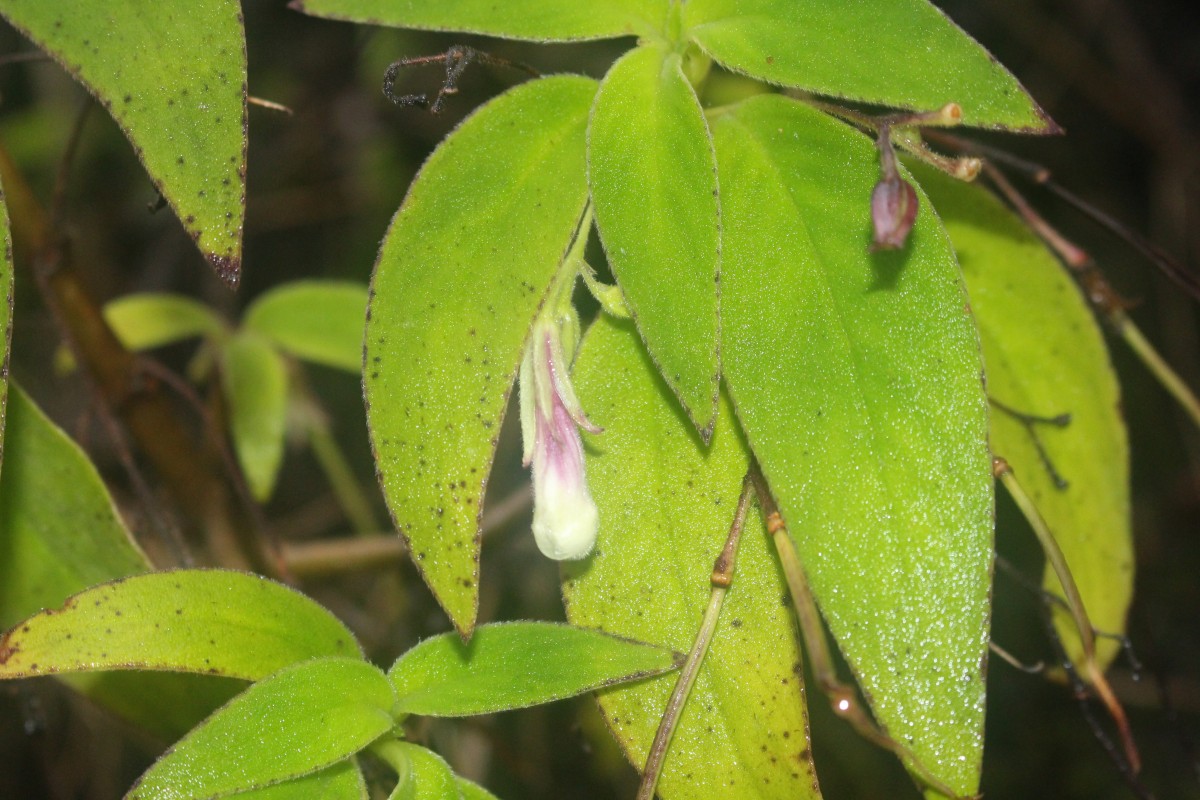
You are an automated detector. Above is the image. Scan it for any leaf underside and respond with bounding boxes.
[289,0,669,42]
[388,621,679,717]
[0,569,361,682]
[914,163,1132,672]
[222,332,290,502]
[126,658,394,800]
[243,281,369,374]
[224,760,367,800]
[0,390,241,737]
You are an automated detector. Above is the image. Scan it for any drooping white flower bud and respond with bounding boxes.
[518,318,601,561]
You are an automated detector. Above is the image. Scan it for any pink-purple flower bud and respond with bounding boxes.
[870,173,918,251]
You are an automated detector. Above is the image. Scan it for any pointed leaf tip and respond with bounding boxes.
[364,76,596,635]
[0,0,247,281]
[682,0,1057,132]
[210,254,242,289]
[589,44,721,439]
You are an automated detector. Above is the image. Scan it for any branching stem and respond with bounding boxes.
[993,456,1141,773]
[747,467,969,799]
[636,473,754,800]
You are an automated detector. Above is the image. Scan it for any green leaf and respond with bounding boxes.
[244,281,368,374]
[379,742,460,800]
[589,43,721,439]
[388,621,680,716]
[455,777,499,800]
[126,658,395,800]
[913,163,1131,673]
[682,0,1056,132]
[104,293,226,351]
[713,96,992,795]
[227,761,368,800]
[0,387,240,738]
[221,331,290,502]
[0,385,149,629]
[289,0,668,42]
[0,569,361,681]
[564,317,819,800]
[0,0,248,284]
[0,179,13,479]
[365,75,595,635]
[58,292,223,375]
[67,671,244,742]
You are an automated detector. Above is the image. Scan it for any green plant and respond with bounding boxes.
[1,1,1195,798]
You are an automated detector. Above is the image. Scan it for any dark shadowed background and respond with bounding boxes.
[1,1,1197,797]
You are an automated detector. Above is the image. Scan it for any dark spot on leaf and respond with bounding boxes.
[0,639,19,665]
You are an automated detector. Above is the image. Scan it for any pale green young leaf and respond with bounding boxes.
[221,332,290,502]
[57,293,224,375]
[380,742,460,800]
[68,672,243,743]
[227,760,368,800]
[388,621,680,716]
[714,96,992,796]
[0,0,248,284]
[0,180,12,479]
[683,0,1056,132]
[104,293,226,351]
[564,317,819,800]
[588,43,721,439]
[0,569,361,681]
[290,0,668,42]
[365,75,595,636]
[914,163,1131,672]
[243,281,368,374]
[126,658,395,800]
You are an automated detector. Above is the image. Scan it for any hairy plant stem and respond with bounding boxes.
[794,95,981,180]
[946,144,1200,432]
[636,473,754,800]
[1117,313,1200,427]
[993,457,1141,773]
[292,372,382,535]
[748,467,968,800]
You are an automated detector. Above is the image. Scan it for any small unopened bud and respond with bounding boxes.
[870,173,918,250]
[870,123,918,251]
